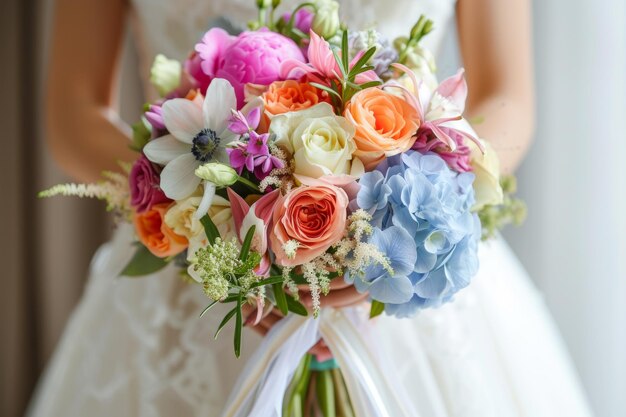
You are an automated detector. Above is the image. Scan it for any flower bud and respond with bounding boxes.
[195,163,239,186]
[311,0,340,38]
[256,0,272,8]
[149,54,182,97]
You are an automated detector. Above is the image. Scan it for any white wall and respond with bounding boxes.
[504,1,626,416]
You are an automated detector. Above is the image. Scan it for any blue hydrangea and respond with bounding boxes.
[355,151,481,317]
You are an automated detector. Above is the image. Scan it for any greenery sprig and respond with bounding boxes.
[397,15,434,64]
[310,30,382,113]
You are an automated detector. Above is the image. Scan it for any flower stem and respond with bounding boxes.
[237,176,261,192]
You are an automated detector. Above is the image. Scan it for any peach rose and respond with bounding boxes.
[344,88,421,170]
[270,185,348,266]
[134,203,188,258]
[263,80,330,117]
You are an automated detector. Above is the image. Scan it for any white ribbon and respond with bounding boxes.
[220,308,420,417]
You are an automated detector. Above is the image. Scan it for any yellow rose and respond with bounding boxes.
[470,140,504,210]
[164,195,234,240]
[170,195,234,282]
[270,103,364,178]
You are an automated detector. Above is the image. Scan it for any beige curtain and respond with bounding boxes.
[0,0,143,415]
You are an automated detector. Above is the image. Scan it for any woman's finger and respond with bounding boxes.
[300,286,369,309]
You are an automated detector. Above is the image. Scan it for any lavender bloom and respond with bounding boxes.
[348,30,399,77]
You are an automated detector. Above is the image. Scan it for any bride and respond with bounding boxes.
[30,0,593,416]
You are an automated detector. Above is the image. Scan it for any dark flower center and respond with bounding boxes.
[191,128,220,162]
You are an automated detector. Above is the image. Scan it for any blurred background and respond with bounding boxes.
[1,0,624,416]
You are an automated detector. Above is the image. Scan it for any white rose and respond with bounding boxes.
[270,103,364,178]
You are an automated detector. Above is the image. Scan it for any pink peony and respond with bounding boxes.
[129,155,171,213]
[195,28,305,106]
[184,51,212,92]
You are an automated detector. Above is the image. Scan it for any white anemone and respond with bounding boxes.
[143,78,238,201]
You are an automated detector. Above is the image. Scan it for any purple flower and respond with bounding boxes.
[195,28,305,107]
[227,130,284,180]
[228,107,261,135]
[144,104,165,130]
[129,155,171,212]
[228,143,256,174]
[412,127,473,173]
[253,154,284,179]
[247,131,269,155]
[282,8,314,34]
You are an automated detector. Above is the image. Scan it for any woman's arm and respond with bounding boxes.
[457,0,535,174]
[46,0,137,183]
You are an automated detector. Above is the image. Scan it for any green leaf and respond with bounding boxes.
[221,293,241,303]
[310,82,342,100]
[332,49,348,80]
[369,300,385,318]
[214,306,238,339]
[239,225,256,262]
[356,80,383,90]
[286,293,308,316]
[129,117,151,152]
[234,294,243,358]
[273,282,289,315]
[200,214,220,245]
[348,46,377,78]
[341,29,350,72]
[199,299,220,318]
[316,370,336,417]
[120,246,169,277]
[248,275,284,290]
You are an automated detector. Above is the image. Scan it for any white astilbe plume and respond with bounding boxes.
[298,209,393,316]
[39,170,131,217]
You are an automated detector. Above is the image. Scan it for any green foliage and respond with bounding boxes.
[369,300,385,318]
[273,282,290,315]
[130,117,152,152]
[330,30,382,111]
[120,246,169,276]
[200,214,221,245]
[479,175,528,240]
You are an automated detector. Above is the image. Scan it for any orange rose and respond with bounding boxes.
[263,80,330,117]
[344,88,421,170]
[270,185,348,266]
[134,203,188,258]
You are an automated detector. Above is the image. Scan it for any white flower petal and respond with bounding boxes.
[162,98,204,143]
[194,181,216,220]
[203,78,237,132]
[143,134,190,164]
[160,154,201,200]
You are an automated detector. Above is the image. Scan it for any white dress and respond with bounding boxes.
[28,0,594,416]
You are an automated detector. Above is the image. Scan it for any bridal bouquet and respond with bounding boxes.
[42,0,525,414]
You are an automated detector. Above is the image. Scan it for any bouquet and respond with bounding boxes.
[41,0,525,414]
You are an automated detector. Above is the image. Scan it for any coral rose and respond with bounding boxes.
[263,80,330,116]
[134,203,188,258]
[270,185,348,266]
[344,88,421,170]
